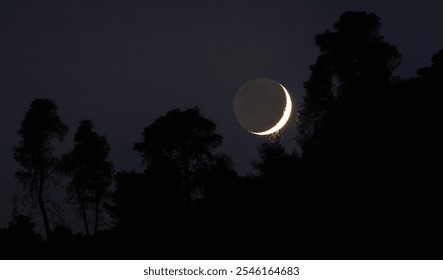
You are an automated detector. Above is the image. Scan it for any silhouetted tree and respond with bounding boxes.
[293,12,411,242]
[107,107,235,254]
[14,99,68,239]
[62,120,113,236]
[133,107,226,206]
[417,50,443,77]
[298,11,401,166]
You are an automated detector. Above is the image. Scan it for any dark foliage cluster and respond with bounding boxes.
[1,11,441,259]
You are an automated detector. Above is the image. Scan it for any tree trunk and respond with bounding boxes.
[39,169,51,240]
[94,197,100,235]
[75,185,90,237]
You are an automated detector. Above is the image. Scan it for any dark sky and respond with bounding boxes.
[1,0,442,228]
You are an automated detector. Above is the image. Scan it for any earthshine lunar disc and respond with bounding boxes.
[233,78,293,135]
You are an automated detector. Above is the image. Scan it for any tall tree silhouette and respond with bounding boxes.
[298,11,401,167]
[133,107,225,206]
[294,12,407,243]
[62,120,113,236]
[14,99,68,239]
[105,108,232,257]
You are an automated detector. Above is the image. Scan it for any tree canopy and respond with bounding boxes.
[14,99,68,239]
[62,120,113,236]
[298,11,401,167]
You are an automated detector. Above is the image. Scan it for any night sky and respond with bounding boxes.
[1,0,442,228]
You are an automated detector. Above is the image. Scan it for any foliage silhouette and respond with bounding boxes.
[13,99,68,240]
[133,107,226,205]
[296,11,442,250]
[106,107,237,256]
[298,11,402,200]
[298,11,401,165]
[62,120,114,236]
[4,11,443,260]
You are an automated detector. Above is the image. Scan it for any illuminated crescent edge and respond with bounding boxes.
[249,83,292,136]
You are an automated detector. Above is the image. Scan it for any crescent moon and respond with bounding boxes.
[249,83,292,135]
